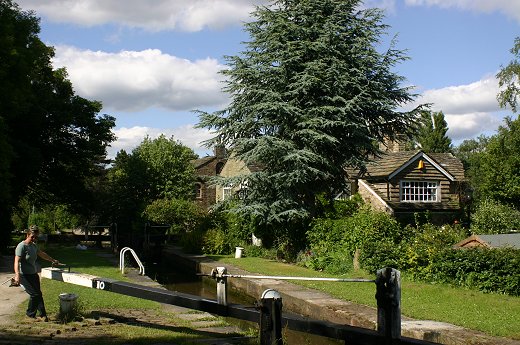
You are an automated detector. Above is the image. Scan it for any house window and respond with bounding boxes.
[222,187,232,200]
[194,183,202,199]
[400,180,439,202]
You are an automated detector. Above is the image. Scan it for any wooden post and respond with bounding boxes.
[216,267,228,306]
[259,289,283,345]
[376,267,401,343]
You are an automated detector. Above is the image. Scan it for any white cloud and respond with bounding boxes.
[411,76,507,141]
[419,76,499,115]
[405,0,520,23]
[109,125,214,159]
[17,0,268,31]
[53,46,228,112]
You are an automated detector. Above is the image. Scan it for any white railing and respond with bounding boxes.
[119,247,145,275]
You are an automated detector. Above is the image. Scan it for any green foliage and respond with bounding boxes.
[134,135,197,200]
[415,110,452,153]
[307,206,404,273]
[107,135,198,234]
[202,228,230,255]
[241,244,278,260]
[144,198,205,234]
[197,0,423,229]
[400,223,468,278]
[471,199,520,234]
[476,116,520,209]
[0,0,115,243]
[427,248,520,296]
[497,36,520,112]
[297,246,353,275]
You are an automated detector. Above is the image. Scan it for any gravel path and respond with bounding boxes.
[0,255,28,326]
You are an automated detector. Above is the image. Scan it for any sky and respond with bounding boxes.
[15,0,520,159]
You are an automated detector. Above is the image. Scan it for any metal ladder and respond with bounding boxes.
[119,247,145,275]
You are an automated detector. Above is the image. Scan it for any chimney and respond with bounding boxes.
[214,145,227,158]
[379,135,407,153]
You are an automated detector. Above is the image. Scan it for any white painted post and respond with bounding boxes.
[216,267,228,306]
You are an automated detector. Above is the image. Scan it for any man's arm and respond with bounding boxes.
[13,255,21,283]
[37,250,59,265]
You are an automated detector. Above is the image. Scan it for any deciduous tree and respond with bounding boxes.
[106,135,197,234]
[477,116,520,209]
[0,0,115,248]
[497,37,520,112]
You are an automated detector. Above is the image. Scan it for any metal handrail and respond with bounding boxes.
[119,247,145,275]
[200,271,374,282]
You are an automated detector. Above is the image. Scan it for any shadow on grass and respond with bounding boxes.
[0,310,256,345]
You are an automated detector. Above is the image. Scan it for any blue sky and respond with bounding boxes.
[16,0,520,158]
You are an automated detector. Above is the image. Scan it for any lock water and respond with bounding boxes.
[148,262,342,345]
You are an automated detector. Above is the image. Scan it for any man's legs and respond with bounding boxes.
[20,274,47,318]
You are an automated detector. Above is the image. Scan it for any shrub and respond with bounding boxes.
[428,247,520,296]
[243,244,278,260]
[306,206,404,274]
[202,228,230,255]
[401,223,468,279]
[471,199,520,234]
[178,229,205,254]
[297,245,354,274]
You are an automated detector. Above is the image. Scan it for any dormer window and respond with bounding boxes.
[400,180,439,202]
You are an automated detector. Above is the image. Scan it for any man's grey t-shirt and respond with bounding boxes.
[15,241,38,274]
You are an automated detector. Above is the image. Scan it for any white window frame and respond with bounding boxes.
[400,180,439,202]
[222,187,232,201]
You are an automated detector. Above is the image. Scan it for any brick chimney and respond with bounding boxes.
[214,145,227,158]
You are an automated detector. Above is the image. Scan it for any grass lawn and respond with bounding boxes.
[210,255,520,340]
[9,246,249,345]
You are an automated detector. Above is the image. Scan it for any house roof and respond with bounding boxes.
[191,156,217,169]
[453,233,520,249]
[347,150,465,181]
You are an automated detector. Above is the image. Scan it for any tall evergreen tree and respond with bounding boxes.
[197,0,423,231]
[416,110,452,153]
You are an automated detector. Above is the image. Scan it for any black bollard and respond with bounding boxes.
[259,289,283,345]
[376,267,401,343]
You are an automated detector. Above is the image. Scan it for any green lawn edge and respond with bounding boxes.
[10,246,251,345]
[210,255,520,340]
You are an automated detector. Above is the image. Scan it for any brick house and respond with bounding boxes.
[215,156,263,203]
[346,147,467,224]
[191,146,227,209]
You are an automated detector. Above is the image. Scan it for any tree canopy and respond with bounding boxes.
[416,111,452,153]
[106,135,198,233]
[477,116,520,209]
[0,0,115,246]
[497,37,520,113]
[197,0,422,229]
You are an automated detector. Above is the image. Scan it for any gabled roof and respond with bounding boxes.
[347,150,465,181]
[454,233,520,249]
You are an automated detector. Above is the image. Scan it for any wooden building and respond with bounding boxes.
[346,150,467,224]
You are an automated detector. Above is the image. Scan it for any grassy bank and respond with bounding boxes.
[210,255,520,340]
[10,246,249,345]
